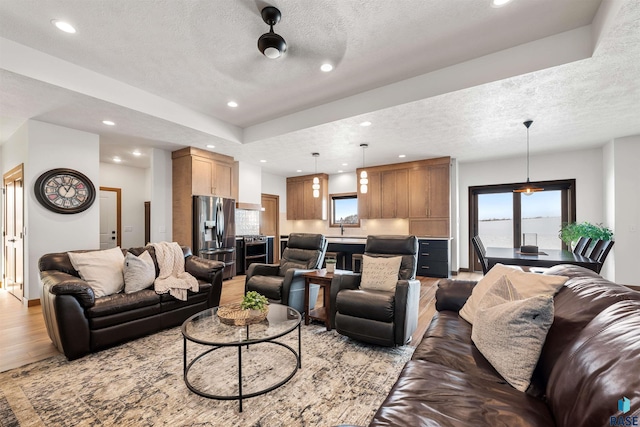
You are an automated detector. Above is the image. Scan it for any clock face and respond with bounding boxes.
[34,169,96,214]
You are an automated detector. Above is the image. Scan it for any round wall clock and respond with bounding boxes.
[34,168,96,214]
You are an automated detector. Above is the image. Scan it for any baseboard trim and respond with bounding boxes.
[28,298,41,307]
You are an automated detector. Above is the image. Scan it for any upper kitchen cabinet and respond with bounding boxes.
[173,147,234,199]
[286,173,328,220]
[357,157,451,237]
[172,147,235,247]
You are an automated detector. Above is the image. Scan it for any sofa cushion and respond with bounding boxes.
[86,289,160,316]
[68,247,125,297]
[336,289,394,322]
[123,250,155,293]
[546,300,640,427]
[246,275,284,301]
[471,276,554,392]
[360,255,402,292]
[460,263,567,324]
[369,360,556,427]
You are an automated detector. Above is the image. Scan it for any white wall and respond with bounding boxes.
[237,161,261,205]
[609,136,640,285]
[99,162,147,248]
[26,121,100,301]
[149,148,172,243]
[458,147,605,272]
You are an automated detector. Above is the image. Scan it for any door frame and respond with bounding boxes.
[3,164,24,300]
[261,193,280,263]
[99,187,122,247]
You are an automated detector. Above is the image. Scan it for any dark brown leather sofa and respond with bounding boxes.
[369,264,640,426]
[39,245,224,360]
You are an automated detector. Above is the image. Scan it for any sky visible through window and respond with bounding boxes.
[334,197,358,223]
[479,191,561,220]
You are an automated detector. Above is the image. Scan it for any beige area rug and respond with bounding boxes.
[0,324,414,427]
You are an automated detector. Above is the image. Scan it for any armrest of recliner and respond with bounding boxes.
[394,279,421,345]
[435,278,478,312]
[245,263,280,283]
[329,273,362,329]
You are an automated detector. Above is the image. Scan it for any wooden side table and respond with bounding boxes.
[302,269,352,331]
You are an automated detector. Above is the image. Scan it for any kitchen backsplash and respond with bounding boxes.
[236,209,260,235]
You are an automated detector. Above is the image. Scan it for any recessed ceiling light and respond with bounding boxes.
[398,154,406,158]
[337,170,343,173]
[360,121,372,127]
[51,20,76,34]
[113,157,122,163]
[320,63,333,72]
[132,150,141,156]
[296,169,302,173]
[102,120,115,126]
[342,163,348,166]
[206,144,215,148]
[260,160,267,163]
[227,101,238,108]
[491,0,513,7]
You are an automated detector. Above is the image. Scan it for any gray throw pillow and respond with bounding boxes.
[123,250,156,293]
[471,275,555,392]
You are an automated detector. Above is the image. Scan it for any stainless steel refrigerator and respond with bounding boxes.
[193,195,236,279]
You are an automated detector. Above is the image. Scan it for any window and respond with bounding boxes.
[330,193,359,227]
[469,179,575,272]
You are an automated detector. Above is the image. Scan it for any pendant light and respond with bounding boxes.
[312,153,320,198]
[514,120,543,195]
[359,143,369,194]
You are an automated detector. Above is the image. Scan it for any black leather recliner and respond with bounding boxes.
[245,233,328,313]
[330,235,420,347]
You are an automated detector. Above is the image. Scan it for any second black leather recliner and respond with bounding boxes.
[330,235,420,347]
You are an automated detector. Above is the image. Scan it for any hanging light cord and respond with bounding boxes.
[526,125,530,181]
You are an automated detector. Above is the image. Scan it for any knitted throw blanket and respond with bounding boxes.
[151,242,198,301]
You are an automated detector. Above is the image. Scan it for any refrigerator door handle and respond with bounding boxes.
[215,198,225,248]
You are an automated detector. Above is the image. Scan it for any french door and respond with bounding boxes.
[3,164,24,301]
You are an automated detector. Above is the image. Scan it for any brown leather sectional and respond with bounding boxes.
[39,246,224,360]
[369,264,640,426]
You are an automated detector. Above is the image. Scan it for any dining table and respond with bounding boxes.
[485,247,600,272]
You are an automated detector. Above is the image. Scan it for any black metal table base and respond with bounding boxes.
[183,322,302,412]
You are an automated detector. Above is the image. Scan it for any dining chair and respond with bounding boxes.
[587,240,615,273]
[573,236,592,256]
[471,235,489,274]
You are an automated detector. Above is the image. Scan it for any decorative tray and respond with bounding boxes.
[217,303,269,326]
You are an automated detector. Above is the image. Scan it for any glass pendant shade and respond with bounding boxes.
[311,153,320,198]
[359,144,369,194]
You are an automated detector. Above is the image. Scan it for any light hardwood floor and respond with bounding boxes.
[0,272,481,373]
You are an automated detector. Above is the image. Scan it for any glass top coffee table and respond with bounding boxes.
[181,303,302,412]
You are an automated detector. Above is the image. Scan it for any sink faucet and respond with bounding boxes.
[340,221,344,236]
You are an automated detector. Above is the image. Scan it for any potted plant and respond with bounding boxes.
[218,291,269,325]
[559,221,613,249]
[241,290,269,312]
[325,257,337,273]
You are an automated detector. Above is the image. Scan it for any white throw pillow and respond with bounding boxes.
[68,247,125,297]
[123,251,156,293]
[459,263,567,324]
[360,255,403,292]
[471,275,555,392]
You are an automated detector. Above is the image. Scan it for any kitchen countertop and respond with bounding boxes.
[280,235,451,243]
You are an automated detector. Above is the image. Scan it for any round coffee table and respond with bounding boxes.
[181,303,301,412]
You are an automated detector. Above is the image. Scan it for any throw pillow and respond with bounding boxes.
[360,255,403,292]
[459,263,567,324]
[68,247,125,297]
[123,250,155,293]
[471,274,555,392]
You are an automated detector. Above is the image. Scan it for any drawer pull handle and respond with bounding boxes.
[421,253,430,256]
[421,266,430,269]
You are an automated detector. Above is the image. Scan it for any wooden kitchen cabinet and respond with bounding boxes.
[286,174,328,220]
[357,157,450,237]
[172,147,235,248]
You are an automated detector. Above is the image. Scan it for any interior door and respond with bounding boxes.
[260,194,279,262]
[99,188,121,249]
[3,164,24,301]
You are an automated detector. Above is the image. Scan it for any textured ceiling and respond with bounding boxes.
[0,0,638,174]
